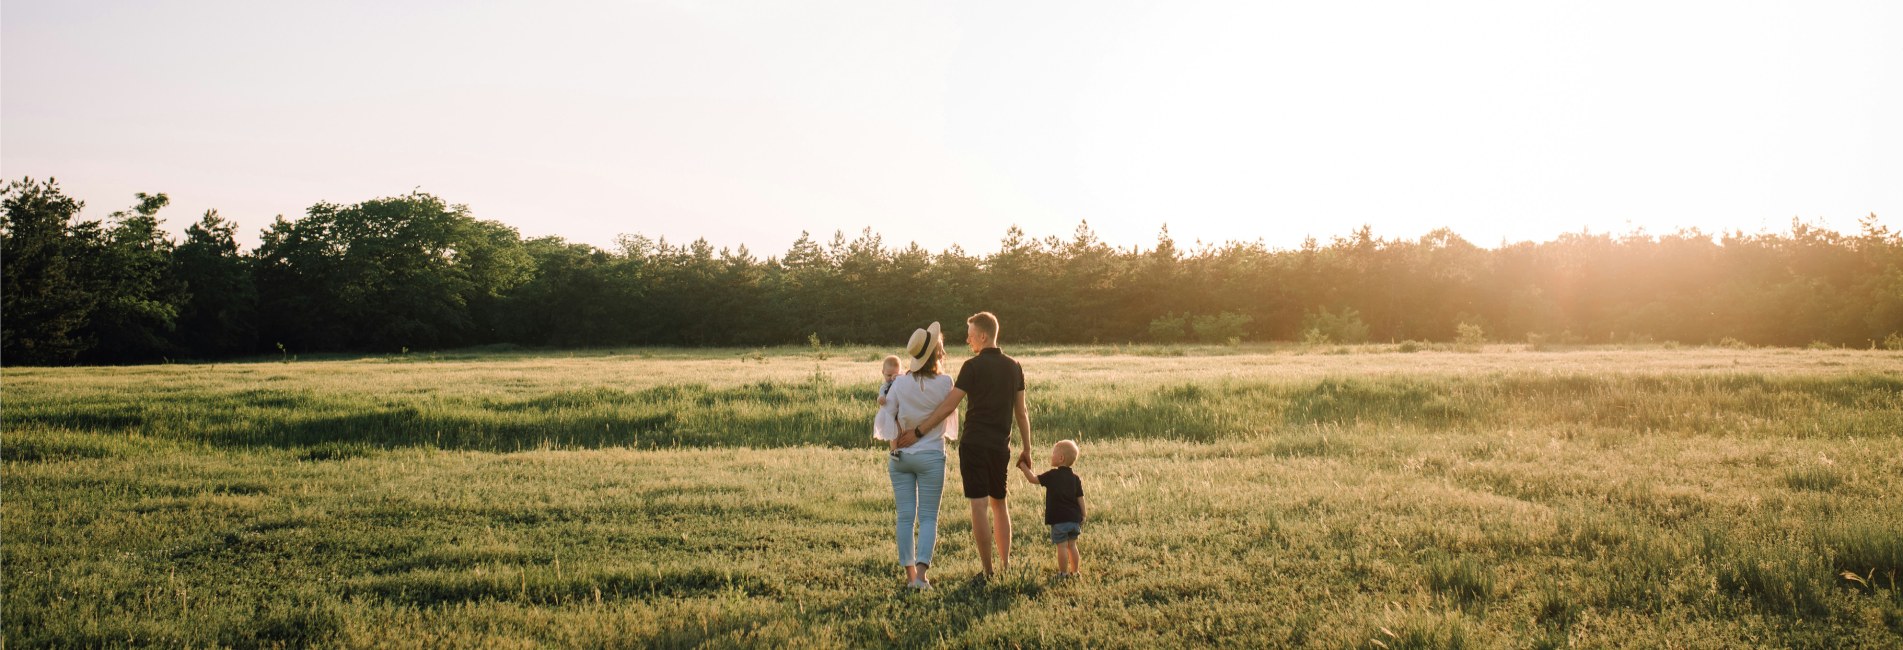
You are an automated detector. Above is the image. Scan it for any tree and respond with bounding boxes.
[984,226,1061,342]
[773,231,833,340]
[1,178,98,364]
[253,192,530,352]
[172,210,258,357]
[831,228,892,342]
[1060,220,1122,343]
[498,237,621,347]
[78,193,188,363]
[13,180,1901,358]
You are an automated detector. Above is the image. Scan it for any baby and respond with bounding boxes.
[1019,439,1086,579]
[877,355,901,406]
[877,355,902,453]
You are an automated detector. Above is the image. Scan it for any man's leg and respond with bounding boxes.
[969,498,994,575]
[989,497,1012,573]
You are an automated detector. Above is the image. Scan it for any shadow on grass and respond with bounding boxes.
[9,372,1899,456]
[810,569,1045,648]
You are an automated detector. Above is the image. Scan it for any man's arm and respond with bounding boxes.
[1013,389,1032,468]
[898,388,966,448]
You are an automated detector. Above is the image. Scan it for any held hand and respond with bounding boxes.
[1016,453,1032,471]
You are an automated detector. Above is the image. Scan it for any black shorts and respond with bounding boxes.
[959,444,1011,500]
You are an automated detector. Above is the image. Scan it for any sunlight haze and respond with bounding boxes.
[4,0,1897,254]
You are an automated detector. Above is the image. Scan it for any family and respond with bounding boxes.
[871,311,1086,591]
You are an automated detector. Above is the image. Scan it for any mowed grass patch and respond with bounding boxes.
[5,347,1902,646]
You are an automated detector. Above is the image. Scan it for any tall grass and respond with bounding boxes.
[5,359,1898,453]
[5,345,1901,647]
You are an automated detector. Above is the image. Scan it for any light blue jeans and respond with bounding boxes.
[887,449,945,568]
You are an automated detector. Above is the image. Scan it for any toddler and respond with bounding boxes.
[1019,439,1086,578]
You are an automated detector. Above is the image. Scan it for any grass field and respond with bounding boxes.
[6,344,1902,648]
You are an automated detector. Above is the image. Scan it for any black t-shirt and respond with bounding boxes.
[1036,466,1084,525]
[953,348,1024,450]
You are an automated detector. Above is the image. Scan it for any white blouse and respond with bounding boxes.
[872,373,959,453]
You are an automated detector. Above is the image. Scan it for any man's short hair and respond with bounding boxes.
[967,311,1000,342]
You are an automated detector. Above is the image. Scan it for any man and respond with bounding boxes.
[900,311,1032,580]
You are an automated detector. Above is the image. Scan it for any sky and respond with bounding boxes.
[4,1,1898,256]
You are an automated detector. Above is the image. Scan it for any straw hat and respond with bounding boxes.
[904,322,943,372]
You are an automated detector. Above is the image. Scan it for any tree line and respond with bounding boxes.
[3,177,1900,365]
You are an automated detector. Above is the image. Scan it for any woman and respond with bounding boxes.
[874,321,958,590]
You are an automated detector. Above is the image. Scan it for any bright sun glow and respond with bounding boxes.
[3,0,1896,253]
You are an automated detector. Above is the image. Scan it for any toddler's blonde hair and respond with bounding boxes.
[1053,439,1080,467]
[881,355,901,370]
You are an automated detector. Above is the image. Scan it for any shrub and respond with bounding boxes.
[1807,340,1835,350]
[1301,306,1369,344]
[1456,322,1485,350]
[1191,311,1251,344]
[1148,313,1188,343]
[1302,327,1331,346]
[1885,332,1903,351]
[1718,337,1750,349]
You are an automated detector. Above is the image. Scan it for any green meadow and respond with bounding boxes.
[5,344,1902,648]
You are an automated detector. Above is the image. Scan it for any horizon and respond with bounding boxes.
[10,179,1891,258]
